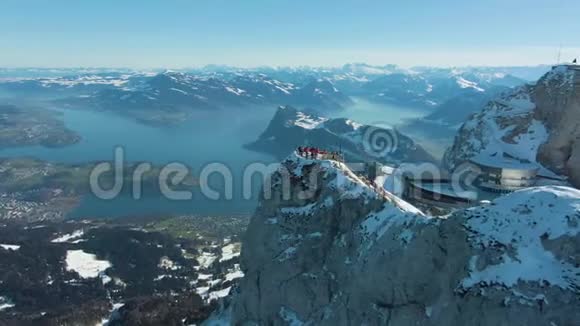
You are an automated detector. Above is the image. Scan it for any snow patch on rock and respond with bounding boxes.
[0,296,15,311]
[0,244,20,251]
[65,250,111,279]
[51,229,85,243]
[461,186,580,290]
[220,243,241,262]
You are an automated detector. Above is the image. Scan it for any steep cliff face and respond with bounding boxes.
[227,154,580,325]
[444,65,580,185]
[443,83,547,168]
[535,67,580,185]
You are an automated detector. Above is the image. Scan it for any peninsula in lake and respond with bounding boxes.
[0,104,80,149]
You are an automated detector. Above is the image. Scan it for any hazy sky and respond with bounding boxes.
[1,0,579,68]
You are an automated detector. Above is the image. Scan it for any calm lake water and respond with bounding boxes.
[330,98,449,160]
[0,99,435,218]
[329,97,429,125]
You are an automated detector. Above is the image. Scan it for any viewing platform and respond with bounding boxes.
[295,147,345,162]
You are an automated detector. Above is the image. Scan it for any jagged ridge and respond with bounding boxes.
[224,154,580,325]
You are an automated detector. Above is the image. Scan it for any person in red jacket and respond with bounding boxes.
[304,147,311,159]
[312,148,319,159]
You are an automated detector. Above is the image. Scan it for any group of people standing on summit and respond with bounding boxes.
[297,146,344,161]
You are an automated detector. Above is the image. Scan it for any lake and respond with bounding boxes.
[329,97,429,126]
[0,99,437,218]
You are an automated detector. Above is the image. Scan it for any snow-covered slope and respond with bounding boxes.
[444,65,580,186]
[245,106,435,164]
[444,84,546,165]
[224,154,580,325]
[461,186,580,291]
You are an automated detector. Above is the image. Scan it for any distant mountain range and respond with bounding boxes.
[81,72,353,112]
[0,64,551,125]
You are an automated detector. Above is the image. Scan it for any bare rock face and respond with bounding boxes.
[444,65,580,187]
[534,67,580,185]
[226,155,580,325]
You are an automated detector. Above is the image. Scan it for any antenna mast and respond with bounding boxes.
[557,44,562,64]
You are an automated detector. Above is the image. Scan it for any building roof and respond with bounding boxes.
[470,152,539,171]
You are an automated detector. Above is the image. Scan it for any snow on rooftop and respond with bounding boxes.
[471,152,539,171]
[461,186,580,291]
[65,250,112,279]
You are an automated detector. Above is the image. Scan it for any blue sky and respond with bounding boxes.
[1,0,579,68]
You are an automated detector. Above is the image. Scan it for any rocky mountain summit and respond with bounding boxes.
[1,64,530,113]
[221,154,580,325]
[246,106,435,164]
[444,65,580,186]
